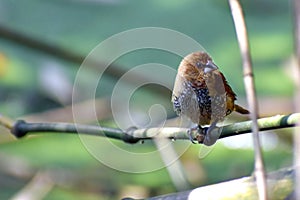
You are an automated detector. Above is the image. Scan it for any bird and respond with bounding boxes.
[172,51,249,145]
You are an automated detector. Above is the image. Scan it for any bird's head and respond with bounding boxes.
[188,52,218,73]
[178,51,219,80]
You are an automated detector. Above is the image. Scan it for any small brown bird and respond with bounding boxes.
[172,51,249,145]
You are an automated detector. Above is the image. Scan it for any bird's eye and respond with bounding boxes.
[196,62,203,67]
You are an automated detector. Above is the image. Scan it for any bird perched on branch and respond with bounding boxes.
[172,51,249,145]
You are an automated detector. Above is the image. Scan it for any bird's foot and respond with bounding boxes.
[202,123,221,146]
[196,127,208,143]
[187,128,196,144]
[188,123,221,146]
[187,125,206,144]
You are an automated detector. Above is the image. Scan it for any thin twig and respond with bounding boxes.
[0,114,15,130]
[228,0,267,199]
[11,171,54,200]
[293,0,300,198]
[22,98,111,123]
[1,114,299,143]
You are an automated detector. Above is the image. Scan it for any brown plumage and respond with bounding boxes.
[172,51,249,144]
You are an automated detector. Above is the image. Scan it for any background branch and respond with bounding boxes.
[128,167,293,200]
[0,25,170,97]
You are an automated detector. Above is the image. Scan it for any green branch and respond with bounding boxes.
[1,113,299,144]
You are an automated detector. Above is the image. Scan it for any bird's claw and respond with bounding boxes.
[187,126,206,144]
[187,125,220,146]
[187,129,197,144]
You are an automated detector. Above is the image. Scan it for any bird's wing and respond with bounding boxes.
[172,74,200,124]
[172,74,185,115]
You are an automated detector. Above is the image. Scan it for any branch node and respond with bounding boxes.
[122,126,140,144]
[11,120,28,138]
[244,72,254,77]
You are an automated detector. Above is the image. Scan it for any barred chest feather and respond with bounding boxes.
[172,79,227,126]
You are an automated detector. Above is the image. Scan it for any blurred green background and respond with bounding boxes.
[0,0,295,199]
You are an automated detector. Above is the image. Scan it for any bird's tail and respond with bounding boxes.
[234,104,250,114]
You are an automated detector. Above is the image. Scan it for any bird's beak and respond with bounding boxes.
[204,61,218,74]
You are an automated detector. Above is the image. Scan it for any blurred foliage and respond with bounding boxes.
[0,0,295,199]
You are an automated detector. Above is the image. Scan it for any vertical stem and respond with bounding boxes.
[293,0,300,199]
[154,138,191,191]
[228,0,267,199]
